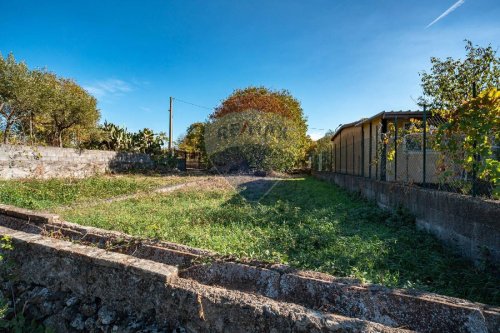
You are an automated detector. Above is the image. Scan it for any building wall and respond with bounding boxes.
[332,125,364,176]
[330,118,441,184]
[385,118,440,184]
[361,120,382,180]
[0,144,153,179]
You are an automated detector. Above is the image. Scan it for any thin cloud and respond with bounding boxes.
[84,79,132,98]
[426,0,465,28]
[308,130,325,141]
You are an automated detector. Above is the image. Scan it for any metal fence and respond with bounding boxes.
[313,113,497,198]
[174,149,206,171]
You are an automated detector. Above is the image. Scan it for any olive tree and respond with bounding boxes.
[0,53,38,143]
[36,73,100,147]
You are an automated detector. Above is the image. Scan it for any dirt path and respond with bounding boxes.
[56,177,213,211]
[56,174,288,212]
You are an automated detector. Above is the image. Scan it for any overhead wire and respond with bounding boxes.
[173,97,214,110]
[173,97,327,133]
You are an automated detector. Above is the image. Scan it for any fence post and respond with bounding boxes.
[394,116,398,182]
[369,122,372,179]
[380,119,388,181]
[422,105,427,187]
[472,82,478,197]
[352,136,355,175]
[361,126,365,177]
[334,144,336,172]
[345,138,348,174]
[375,124,379,180]
[339,133,342,173]
[331,144,334,171]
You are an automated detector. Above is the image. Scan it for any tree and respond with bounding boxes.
[205,86,308,172]
[420,41,500,196]
[35,73,100,147]
[211,86,307,127]
[1,53,101,147]
[311,130,335,171]
[178,122,205,153]
[0,53,38,144]
[420,40,499,111]
[315,130,334,150]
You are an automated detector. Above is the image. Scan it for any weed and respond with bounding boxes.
[0,174,196,210]
[1,175,498,305]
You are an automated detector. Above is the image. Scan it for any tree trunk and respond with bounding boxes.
[30,114,33,145]
[3,125,10,144]
[1,104,9,144]
[58,131,63,148]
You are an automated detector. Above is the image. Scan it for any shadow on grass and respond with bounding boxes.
[56,174,499,305]
[218,176,500,305]
[230,178,282,202]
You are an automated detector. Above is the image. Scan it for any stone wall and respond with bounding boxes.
[0,144,153,179]
[0,204,499,332]
[0,226,403,333]
[313,171,500,266]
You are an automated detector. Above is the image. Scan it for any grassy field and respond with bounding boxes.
[1,174,498,305]
[0,174,200,210]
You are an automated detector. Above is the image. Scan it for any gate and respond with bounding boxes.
[174,150,205,171]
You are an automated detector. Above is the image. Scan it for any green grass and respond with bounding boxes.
[49,176,499,305]
[0,174,197,210]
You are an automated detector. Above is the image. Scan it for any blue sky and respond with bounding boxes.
[1,1,499,141]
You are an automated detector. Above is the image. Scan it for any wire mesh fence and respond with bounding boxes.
[313,112,498,198]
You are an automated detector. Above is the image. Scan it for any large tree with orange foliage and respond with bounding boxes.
[205,86,309,172]
[211,86,306,126]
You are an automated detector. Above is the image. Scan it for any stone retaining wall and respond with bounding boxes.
[0,144,153,179]
[313,171,500,267]
[1,205,499,332]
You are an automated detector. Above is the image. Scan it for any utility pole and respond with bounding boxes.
[168,97,173,152]
[472,83,478,197]
[422,104,427,187]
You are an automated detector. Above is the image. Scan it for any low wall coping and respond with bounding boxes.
[0,204,499,332]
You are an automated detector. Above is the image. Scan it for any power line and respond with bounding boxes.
[173,97,214,110]
[172,98,326,131]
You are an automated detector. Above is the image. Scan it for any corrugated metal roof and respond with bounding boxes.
[330,110,423,141]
